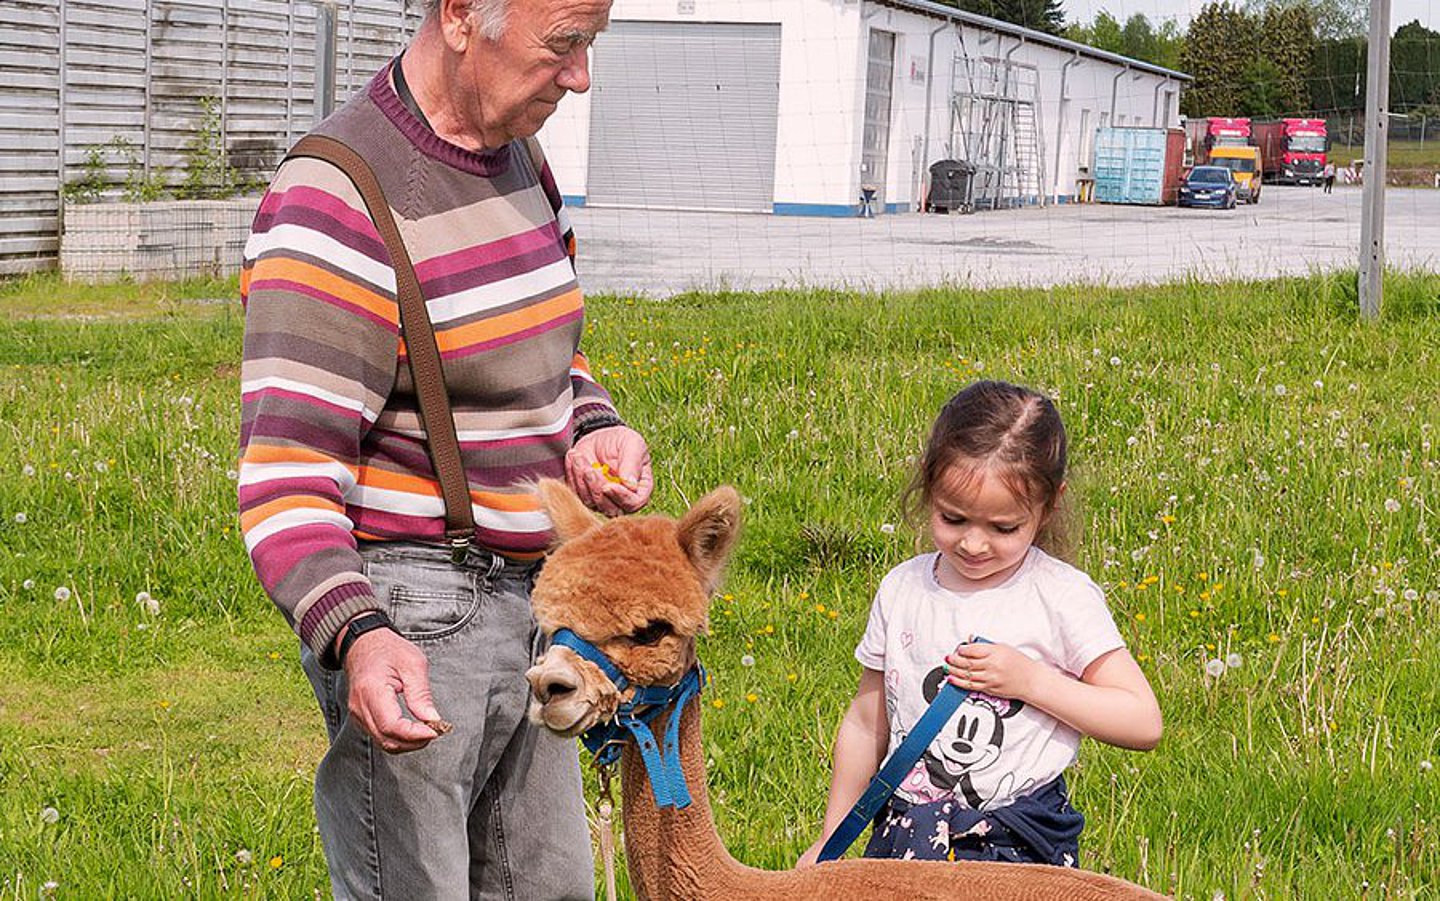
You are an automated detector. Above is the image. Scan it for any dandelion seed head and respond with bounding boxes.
[1274,384,1287,396]
[1421,760,1433,772]
[1384,498,1401,513]
[1403,589,1418,602]
[40,806,59,824]
[94,461,108,473]
[23,579,35,590]
[53,586,71,602]
[879,523,896,535]
[1205,658,1226,678]
[740,654,755,667]
[1109,356,1121,366]
[236,848,254,865]
[1225,652,1243,669]
[22,464,35,477]
[14,512,27,524]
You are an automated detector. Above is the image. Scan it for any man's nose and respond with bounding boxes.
[557,46,591,94]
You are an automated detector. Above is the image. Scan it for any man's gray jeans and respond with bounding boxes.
[300,541,594,900]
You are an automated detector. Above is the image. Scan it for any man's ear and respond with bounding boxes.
[438,0,474,51]
[535,479,601,544]
[676,486,742,594]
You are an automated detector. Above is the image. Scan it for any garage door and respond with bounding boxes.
[586,21,781,212]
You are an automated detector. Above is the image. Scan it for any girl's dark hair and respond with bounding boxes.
[902,381,1073,558]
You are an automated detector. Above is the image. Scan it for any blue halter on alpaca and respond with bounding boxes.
[548,628,705,810]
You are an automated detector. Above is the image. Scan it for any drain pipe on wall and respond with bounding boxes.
[1052,52,1081,202]
[918,20,951,209]
[1110,63,1129,122]
[1152,79,1167,126]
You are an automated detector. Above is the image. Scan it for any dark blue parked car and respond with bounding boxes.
[1178,166,1238,209]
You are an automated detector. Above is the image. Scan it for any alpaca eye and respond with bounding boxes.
[628,620,673,645]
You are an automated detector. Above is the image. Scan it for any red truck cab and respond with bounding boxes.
[1254,118,1328,185]
[1185,117,1252,166]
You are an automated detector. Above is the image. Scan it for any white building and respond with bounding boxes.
[540,0,1189,215]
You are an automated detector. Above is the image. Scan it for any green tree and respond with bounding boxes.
[936,0,1066,35]
[1181,2,1258,116]
[1066,10,1123,53]
[1066,11,1185,70]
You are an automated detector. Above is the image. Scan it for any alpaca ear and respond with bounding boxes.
[534,478,601,544]
[676,486,742,593]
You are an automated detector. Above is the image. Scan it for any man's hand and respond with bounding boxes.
[343,626,445,754]
[565,425,653,516]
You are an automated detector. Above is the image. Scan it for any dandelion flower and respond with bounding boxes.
[740,654,755,668]
[1267,633,1281,643]
[745,692,758,703]
[53,586,71,602]
[712,699,726,709]
[268,855,283,870]
[1134,612,1146,622]
[40,806,59,824]
[1384,498,1401,513]
[1204,659,1226,677]
[14,512,26,524]
[1225,652,1243,669]
[787,672,798,682]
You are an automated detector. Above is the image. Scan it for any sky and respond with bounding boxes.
[1061,0,1436,29]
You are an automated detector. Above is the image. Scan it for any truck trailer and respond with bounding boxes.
[1253,118,1328,185]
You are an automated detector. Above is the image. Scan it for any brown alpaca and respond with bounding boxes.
[525,480,1166,900]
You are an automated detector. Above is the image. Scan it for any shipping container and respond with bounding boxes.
[1092,127,1188,205]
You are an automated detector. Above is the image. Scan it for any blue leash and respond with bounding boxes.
[550,628,704,809]
[816,638,991,863]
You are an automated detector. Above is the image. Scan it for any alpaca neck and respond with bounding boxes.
[619,699,788,899]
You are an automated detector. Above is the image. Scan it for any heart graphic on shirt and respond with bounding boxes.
[900,631,914,649]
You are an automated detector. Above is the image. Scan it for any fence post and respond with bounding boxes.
[314,1,339,126]
[1357,0,1391,321]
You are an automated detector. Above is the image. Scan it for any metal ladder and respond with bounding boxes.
[949,54,1047,209]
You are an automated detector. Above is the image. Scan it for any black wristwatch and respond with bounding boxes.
[335,610,397,666]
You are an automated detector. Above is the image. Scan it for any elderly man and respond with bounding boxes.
[237,0,642,897]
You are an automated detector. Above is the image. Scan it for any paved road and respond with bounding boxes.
[570,186,1440,296]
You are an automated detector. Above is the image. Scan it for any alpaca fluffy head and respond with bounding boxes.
[525,479,741,735]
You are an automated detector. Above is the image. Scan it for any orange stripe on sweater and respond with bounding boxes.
[240,495,345,532]
[242,444,360,472]
[357,467,543,513]
[435,288,581,353]
[250,257,399,325]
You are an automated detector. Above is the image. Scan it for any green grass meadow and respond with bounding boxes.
[2,271,1438,898]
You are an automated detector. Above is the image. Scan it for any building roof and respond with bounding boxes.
[870,0,1193,82]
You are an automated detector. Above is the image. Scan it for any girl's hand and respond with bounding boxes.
[945,641,1041,701]
[795,838,826,869]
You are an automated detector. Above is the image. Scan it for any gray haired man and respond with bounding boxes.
[239,0,641,898]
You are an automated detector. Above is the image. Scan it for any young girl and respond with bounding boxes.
[798,380,1161,869]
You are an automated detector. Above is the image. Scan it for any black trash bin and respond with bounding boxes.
[927,160,975,213]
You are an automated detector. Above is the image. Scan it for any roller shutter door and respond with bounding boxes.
[586,21,781,212]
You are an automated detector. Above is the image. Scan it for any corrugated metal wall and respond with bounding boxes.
[0,0,419,277]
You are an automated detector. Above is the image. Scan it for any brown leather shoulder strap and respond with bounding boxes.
[285,134,475,552]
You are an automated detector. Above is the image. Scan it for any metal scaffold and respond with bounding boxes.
[948,51,1047,210]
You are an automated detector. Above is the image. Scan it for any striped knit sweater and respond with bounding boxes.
[238,61,620,661]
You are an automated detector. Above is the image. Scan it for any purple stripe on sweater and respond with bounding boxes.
[299,579,375,646]
[414,224,559,282]
[257,185,384,251]
[239,476,348,514]
[420,240,567,301]
[253,200,390,265]
[241,386,364,426]
[248,278,398,332]
[247,412,359,461]
[441,306,582,362]
[252,522,353,594]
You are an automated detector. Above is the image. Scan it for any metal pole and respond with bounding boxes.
[1358,0,1391,320]
[314,1,339,126]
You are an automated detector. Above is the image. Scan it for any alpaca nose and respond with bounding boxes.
[536,673,578,704]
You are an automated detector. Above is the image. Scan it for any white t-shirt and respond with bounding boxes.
[855,548,1125,811]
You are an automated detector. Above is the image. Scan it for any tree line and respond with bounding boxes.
[930,0,1440,119]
